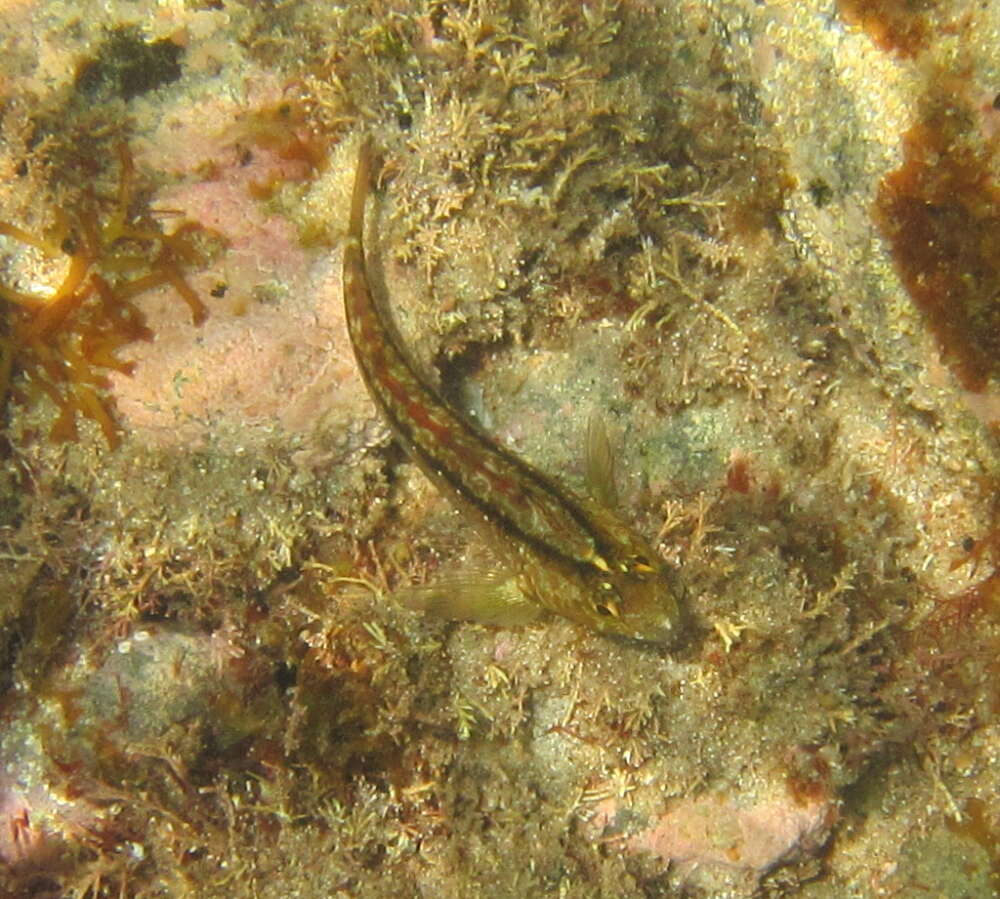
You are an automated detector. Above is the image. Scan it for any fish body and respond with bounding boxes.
[342,139,681,644]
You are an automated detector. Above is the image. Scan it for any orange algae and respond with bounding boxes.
[0,144,224,447]
[836,0,934,58]
[874,82,1000,393]
[948,798,1000,891]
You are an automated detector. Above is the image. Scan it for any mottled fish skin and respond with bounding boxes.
[342,138,681,644]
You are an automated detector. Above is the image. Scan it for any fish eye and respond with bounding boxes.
[594,590,620,618]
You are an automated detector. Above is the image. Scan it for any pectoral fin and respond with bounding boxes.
[585,412,619,509]
[396,569,542,626]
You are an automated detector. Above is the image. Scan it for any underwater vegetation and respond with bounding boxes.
[0,0,998,897]
[836,0,936,58]
[73,25,183,104]
[0,21,226,447]
[0,142,222,446]
[875,75,1000,394]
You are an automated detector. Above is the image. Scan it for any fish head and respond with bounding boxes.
[581,550,683,645]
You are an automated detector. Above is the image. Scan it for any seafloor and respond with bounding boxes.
[0,1,998,897]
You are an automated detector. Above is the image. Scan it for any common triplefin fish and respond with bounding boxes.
[342,138,682,644]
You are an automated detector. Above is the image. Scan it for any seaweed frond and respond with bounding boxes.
[0,143,226,447]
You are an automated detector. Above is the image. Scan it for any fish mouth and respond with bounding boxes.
[638,599,689,645]
[608,612,680,647]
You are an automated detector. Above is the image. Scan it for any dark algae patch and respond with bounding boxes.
[875,78,1000,393]
[74,25,183,102]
